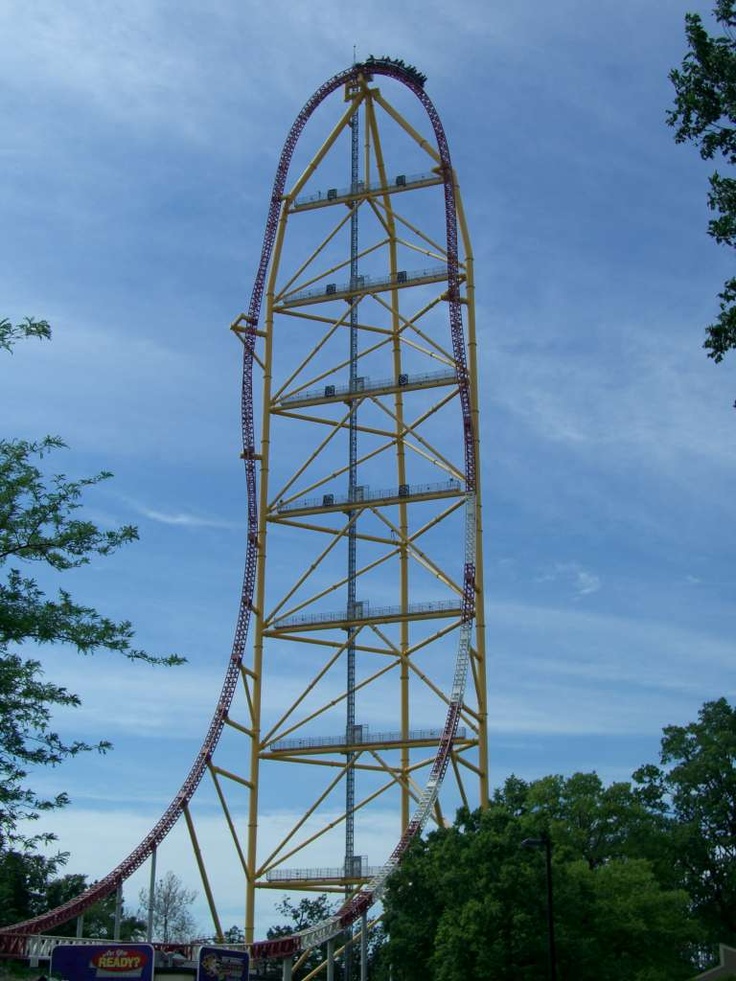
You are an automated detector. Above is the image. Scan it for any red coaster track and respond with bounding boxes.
[0,58,479,961]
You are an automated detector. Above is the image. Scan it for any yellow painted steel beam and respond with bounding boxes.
[290,174,443,212]
[266,411,403,443]
[263,732,467,757]
[183,804,223,942]
[274,305,395,337]
[239,666,255,721]
[275,269,450,309]
[450,753,470,811]
[285,94,365,203]
[269,407,351,504]
[258,765,350,876]
[224,716,254,737]
[260,642,346,744]
[371,89,442,164]
[261,774,405,877]
[453,752,484,777]
[257,756,399,773]
[270,485,463,520]
[277,232,388,307]
[210,765,254,790]
[270,517,405,549]
[262,659,397,748]
[275,214,360,301]
[267,606,463,635]
[208,765,249,875]
[369,197,451,263]
[263,630,394,655]
[264,511,359,622]
[371,509,464,594]
[235,73,487,946]
[274,315,415,406]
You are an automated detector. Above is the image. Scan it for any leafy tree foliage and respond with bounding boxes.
[43,873,143,940]
[262,895,386,981]
[0,850,57,928]
[0,317,51,351]
[267,895,336,936]
[0,855,141,937]
[634,697,736,946]
[250,703,733,979]
[218,924,246,944]
[668,2,736,363]
[382,701,736,978]
[262,896,337,980]
[0,319,181,855]
[137,871,197,943]
[383,772,698,980]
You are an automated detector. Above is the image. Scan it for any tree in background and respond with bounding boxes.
[138,871,197,943]
[43,873,144,940]
[0,857,142,938]
[668,2,736,365]
[0,317,51,351]
[0,318,181,859]
[634,698,736,948]
[218,924,245,944]
[267,895,336,935]
[263,896,337,980]
[383,771,698,980]
[0,850,55,928]
[261,895,386,981]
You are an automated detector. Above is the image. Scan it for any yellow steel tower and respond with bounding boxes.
[0,59,486,966]
[231,58,487,953]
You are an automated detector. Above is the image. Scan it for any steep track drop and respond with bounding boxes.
[0,58,486,962]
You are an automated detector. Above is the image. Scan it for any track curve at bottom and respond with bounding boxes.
[0,57,481,961]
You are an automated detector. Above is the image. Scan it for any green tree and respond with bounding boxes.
[668,2,736,364]
[0,319,181,855]
[634,698,736,947]
[218,924,245,944]
[0,850,56,927]
[0,857,142,938]
[138,871,197,943]
[0,317,51,351]
[44,873,144,939]
[263,896,337,980]
[383,774,696,981]
[267,895,336,935]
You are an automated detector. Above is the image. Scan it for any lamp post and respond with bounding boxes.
[521,835,557,981]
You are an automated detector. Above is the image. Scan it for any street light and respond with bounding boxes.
[521,835,557,981]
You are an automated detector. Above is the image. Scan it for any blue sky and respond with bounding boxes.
[2,0,735,939]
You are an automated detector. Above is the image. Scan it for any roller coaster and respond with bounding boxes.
[0,57,487,975]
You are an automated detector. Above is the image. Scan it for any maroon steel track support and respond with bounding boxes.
[0,59,478,958]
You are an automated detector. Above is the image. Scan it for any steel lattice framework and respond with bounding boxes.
[0,59,487,967]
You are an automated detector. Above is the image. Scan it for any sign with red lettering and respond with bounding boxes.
[50,943,154,980]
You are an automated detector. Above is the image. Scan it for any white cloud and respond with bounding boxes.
[483,321,736,470]
[132,504,240,529]
[0,321,241,464]
[0,2,246,141]
[32,802,401,940]
[2,0,733,949]
[487,599,735,736]
[535,562,601,598]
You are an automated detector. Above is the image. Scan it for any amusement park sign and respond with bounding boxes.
[50,943,154,980]
[197,945,249,981]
